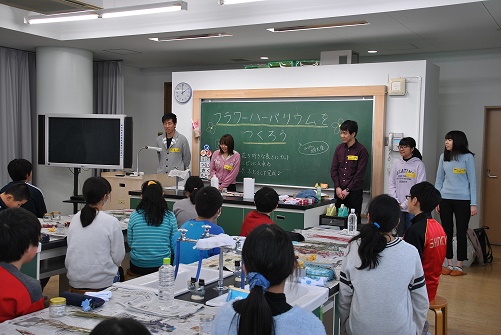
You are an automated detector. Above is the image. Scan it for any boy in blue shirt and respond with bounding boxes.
[172,186,224,264]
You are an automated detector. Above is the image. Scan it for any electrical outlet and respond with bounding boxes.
[118,199,126,205]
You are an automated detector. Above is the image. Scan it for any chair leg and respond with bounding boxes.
[442,306,448,335]
[434,309,443,335]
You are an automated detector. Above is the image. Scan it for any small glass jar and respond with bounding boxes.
[43,213,52,222]
[52,211,62,221]
[199,315,214,335]
[49,297,66,317]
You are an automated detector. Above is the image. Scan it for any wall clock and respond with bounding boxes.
[174,82,192,103]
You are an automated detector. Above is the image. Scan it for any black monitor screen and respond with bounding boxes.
[48,117,121,167]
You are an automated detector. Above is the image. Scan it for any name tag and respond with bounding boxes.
[347,155,358,161]
[224,164,233,171]
[405,172,417,178]
[453,168,466,174]
[169,148,180,153]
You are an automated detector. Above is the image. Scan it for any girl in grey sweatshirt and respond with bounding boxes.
[339,194,429,335]
[389,137,426,235]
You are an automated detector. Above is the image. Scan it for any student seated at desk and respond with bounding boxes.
[339,194,428,335]
[211,224,327,335]
[239,186,278,237]
[0,183,30,212]
[172,176,204,228]
[172,186,224,265]
[0,208,45,322]
[404,182,446,301]
[128,180,178,275]
[0,158,47,218]
[65,177,125,290]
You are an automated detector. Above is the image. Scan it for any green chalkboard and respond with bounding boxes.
[200,99,373,189]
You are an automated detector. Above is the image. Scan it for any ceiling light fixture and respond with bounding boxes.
[25,1,187,24]
[219,0,266,5]
[100,1,187,18]
[149,33,233,42]
[25,11,99,24]
[267,20,370,32]
[368,50,378,54]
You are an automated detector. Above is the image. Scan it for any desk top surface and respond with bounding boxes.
[0,286,214,335]
[129,189,335,210]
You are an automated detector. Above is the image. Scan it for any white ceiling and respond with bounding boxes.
[0,0,500,69]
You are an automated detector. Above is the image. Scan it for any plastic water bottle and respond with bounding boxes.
[347,209,357,235]
[210,175,219,188]
[158,257,174,310]
[316,183,322,201]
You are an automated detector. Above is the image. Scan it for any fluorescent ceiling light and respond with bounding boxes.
[267,20,370,32]
[368,50,378,54]
[100,1,187,18]
[25,1,186,24]
[219,0,266,5]
[149,33,232,42]
[25,11,98,24]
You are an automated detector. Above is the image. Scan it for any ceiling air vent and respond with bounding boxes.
[0,0,103,15]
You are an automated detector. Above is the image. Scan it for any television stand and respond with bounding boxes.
[62,168,83,214]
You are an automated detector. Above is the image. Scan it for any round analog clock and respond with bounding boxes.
[174,82,192,103]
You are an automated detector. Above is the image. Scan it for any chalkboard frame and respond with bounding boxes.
[191,86,387,196]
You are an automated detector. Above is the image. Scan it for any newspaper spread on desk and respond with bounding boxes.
[293,227,352,268]
[0,287,218,335]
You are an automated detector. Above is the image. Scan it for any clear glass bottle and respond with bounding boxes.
[347,209,357,235]
[158,257,174,310]
[49,297,66,317]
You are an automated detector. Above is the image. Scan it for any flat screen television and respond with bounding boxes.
[41,114,133,170]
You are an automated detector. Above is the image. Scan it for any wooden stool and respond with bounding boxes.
[125,268,141,281]
[429,295,448,335]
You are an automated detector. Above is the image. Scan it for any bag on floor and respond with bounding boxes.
[467,228,484,264]
[473,226,493,264]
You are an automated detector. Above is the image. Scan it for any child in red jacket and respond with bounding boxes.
[404,181,447,301]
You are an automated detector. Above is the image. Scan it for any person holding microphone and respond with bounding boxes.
[210,134,240,192]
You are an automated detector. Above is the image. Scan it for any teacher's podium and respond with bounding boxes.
[101,172,176,210]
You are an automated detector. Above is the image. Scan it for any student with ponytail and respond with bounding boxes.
[339,194,429,335]
[128,180,178,275]
[65,177,125,290]
[388,137,427,236]
[173,176,205,228]
[211,224,326,335]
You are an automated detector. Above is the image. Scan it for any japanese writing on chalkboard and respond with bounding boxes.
[200,100,374,187]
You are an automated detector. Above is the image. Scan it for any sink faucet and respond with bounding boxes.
[214,236,245,291]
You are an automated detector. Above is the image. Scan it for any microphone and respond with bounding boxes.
[144,146,162,152]
[134,146,163,176]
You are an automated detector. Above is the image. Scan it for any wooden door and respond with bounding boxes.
[482,107,501,245]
